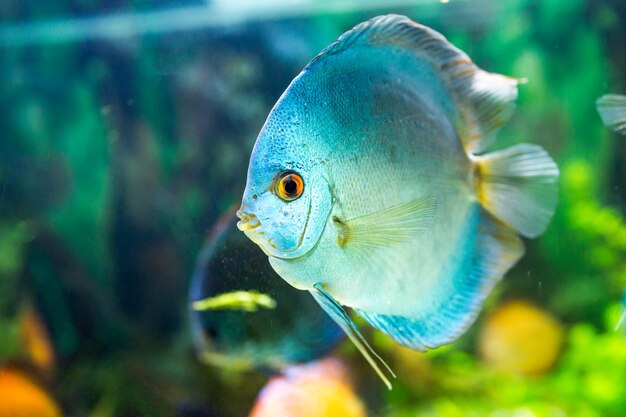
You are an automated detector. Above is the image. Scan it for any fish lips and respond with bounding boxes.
[236,202,313,260]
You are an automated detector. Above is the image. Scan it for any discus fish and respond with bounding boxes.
[237,15,559,388]
[597,94,626,135]
[189,210,343,372]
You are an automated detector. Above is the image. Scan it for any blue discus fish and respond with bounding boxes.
[236,15,559,387]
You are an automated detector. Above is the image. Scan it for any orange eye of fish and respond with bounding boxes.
[276,172,304,201]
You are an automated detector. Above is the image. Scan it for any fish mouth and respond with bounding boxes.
[236,209,261,232]
[235,198,314,260]
[236,209,274,255]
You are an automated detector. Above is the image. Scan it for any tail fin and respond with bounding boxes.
[474,144,559,238]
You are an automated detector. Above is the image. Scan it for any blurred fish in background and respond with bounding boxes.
[248,358,366,417]
[189,209,344,372]
[597,94,626,135]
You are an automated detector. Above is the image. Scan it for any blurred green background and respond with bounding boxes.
[0,0,625,416]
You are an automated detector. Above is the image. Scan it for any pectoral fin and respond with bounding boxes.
[310,283,395,390]
[334,196,437,249]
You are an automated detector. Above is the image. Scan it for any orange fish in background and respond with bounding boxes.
[0,366,63,417]
[478,300,564,376]
[248,358,366,417]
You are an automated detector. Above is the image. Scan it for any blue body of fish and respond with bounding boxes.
[237,15,559,387]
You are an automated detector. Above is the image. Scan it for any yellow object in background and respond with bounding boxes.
[478,300,564,375]
[20,306,56,376]
[0,367,63,417]
[191,290,277,312]
[248,358,366,417]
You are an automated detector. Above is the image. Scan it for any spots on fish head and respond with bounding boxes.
[238,135,334,261]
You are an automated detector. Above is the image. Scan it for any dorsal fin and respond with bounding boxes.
[355,206,524,351]
[305,14,519,154]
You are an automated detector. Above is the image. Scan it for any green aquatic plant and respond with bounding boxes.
[0,221,34,304]
[541,160,626,323]
[385,315,626,417]
[0,221,34,360]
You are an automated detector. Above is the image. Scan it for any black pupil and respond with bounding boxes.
[284,178,298,195]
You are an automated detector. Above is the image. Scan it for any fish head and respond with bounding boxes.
[237,127,333,260]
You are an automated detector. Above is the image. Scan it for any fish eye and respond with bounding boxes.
[275,171,304,202]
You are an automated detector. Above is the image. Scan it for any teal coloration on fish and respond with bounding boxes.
[597,94,626,135]
[237,15,559,387]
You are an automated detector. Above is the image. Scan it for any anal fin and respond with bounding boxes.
[356,207,524,350]
[310,283,396,390]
